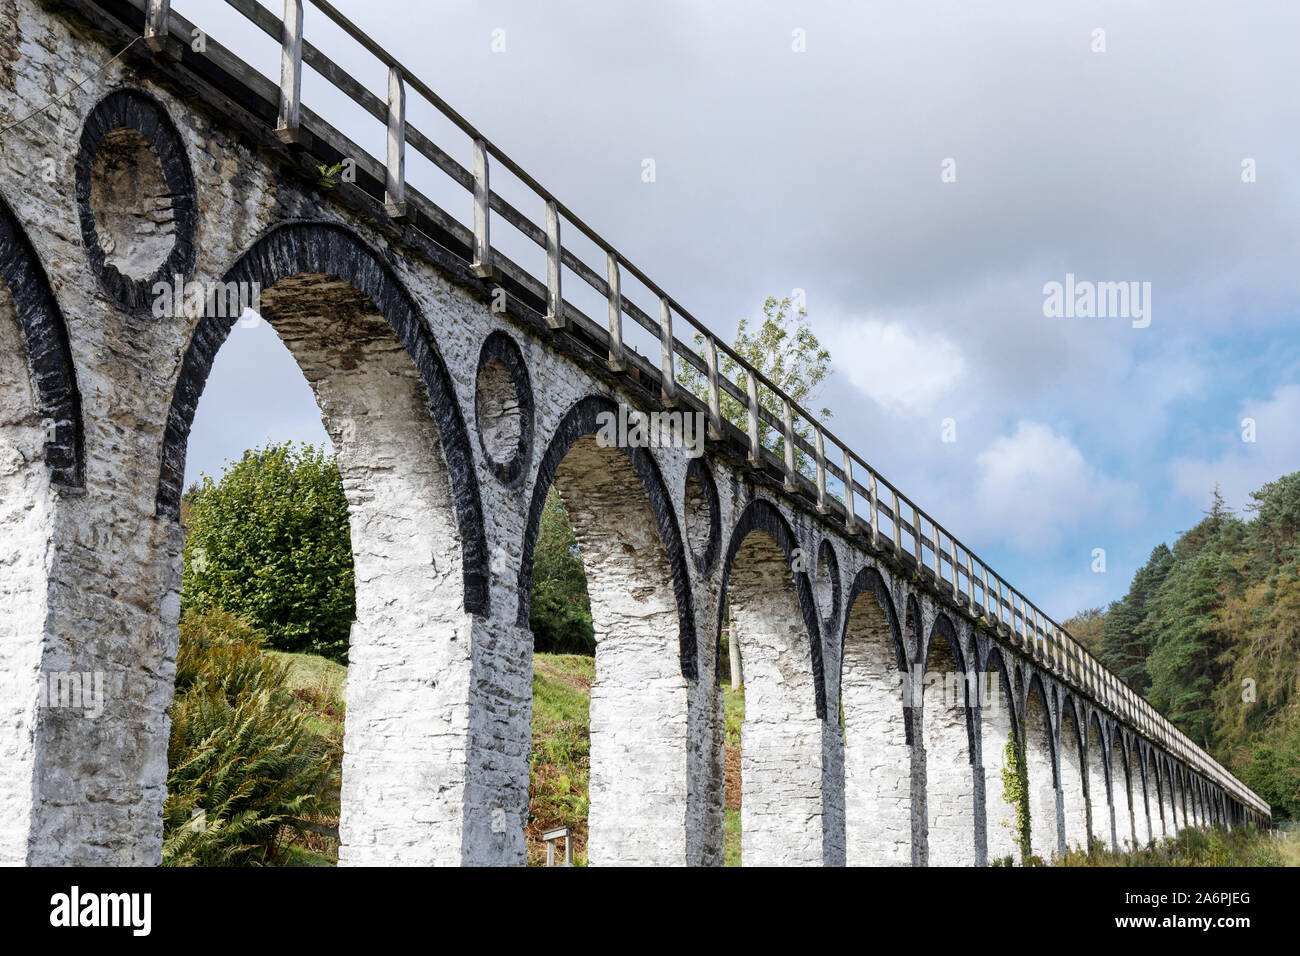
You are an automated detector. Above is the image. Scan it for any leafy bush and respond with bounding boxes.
[182,443,355,663]
[162,608,340,867]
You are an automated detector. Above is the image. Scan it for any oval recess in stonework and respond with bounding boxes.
[815,537,840,625]
[75,89,197,313]
[474,330,534,485]
[684,457,720,576]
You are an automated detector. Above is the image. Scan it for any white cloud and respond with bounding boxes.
[973,421,1140,551]
[1169,384,1300,513]
[825,318,965,416]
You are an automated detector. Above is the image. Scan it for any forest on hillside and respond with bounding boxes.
[1065,475,1300,820]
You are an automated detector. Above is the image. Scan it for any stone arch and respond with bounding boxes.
[75,88,198,313]
[157,220,489,611]
[979,644,1021,864]
[1058,695,1087,851]
[157,220,492,864]
[814,537,841,630]
[720,497,829,864]
[840,564,911,865]
[1164,757,1180,835]
[1023,672,1059,860]
[717,498,825,711]
[518,394,697,677]
[1085,711,1109,849]
[517,394,698,863]
[1175,766,1186,829]
[920,612,976,865]
[0,190,84,488]
[1110,731,1135,850]
[1146,748,1165,838]
[0,191,86,863]
[1132,738,1153,845]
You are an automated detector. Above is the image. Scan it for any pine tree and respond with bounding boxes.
[1097,543,1174,692]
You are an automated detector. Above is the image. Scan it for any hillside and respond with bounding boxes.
[1064,475,1300,821]
[267,650,743,868]
[268,650,746,865]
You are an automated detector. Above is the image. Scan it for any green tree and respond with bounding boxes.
[678,295,832,475]
[1097,543,1174,693]
[1245,471,1300,570]
[1063,607,1106,655]
[1238,710,1300,821]
[530,487,595,654]
[1146,550,1226,746]
[182,443,355,663]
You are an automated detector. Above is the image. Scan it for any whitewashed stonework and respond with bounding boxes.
[0,0,1267,866]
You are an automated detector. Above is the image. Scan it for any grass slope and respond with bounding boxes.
[528,654,594,864]
[267,650,746,865]
[266,650,345,866]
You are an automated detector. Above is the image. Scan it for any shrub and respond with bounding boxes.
[181,443,355,663]
[162,608,339,866]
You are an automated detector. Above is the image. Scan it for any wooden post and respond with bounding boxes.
[868,470,879,544]
[891,489,902,554]
[472,138,494,277]
[781,398,797,492]
[276,0,309,146]
[931,523,942,579]
[912,504,923,567]
[544,200,564,328]
[606,253,625,371]
[746,374,761,467]
[964,550,973,613]
[814,427,828,513]
[144,0,170,51]
[842,449,858,533]
[704,335,723,441]
[659,297,676,406]
[384,66,408,219]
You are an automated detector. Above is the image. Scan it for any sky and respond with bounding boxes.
[182,0,1300,624]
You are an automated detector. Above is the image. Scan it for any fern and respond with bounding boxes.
[162,609,339,866]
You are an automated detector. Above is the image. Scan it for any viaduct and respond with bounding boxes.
[0,0,1270,865]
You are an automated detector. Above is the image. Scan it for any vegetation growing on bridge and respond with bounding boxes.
[1000,737,1032,864]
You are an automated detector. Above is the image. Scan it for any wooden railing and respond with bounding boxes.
[125,0,1267,817]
